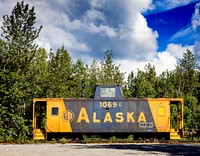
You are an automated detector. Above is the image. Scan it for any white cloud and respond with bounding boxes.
[164,0,193,8]
[89,0,105,8]
[192,2,200,30]
[83,9,106,23]
[89,23,117,38]
[166,43,193,59]
[193,41,200,62]
[117,12,158,60]
[154,0,198,11]
[131,0,153,12]
[38,25,90,52]
[0,0,197,78]
[0,0,157,60]
[116,43,194,79]
[152,51,177,72]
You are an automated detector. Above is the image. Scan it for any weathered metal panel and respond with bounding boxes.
[63,99,157,133]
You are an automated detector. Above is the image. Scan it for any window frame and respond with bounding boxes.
[51,107,59,116]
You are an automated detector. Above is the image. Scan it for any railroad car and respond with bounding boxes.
[33,85,184,140]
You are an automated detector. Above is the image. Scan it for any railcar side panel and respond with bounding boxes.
[33,86,183,140]
[148,99,170,132]
[45,99,166,133]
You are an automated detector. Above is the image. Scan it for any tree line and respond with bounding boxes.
[0,1,199,142]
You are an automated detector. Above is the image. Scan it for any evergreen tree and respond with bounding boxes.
[71,59,88,98]
[175,49,199,97]
[174,49,200,129]
[87,59,100,98]
[98,50,124,85]
[156,70,176,98]
[29,48,48,98]
[127,63,157,98]
[47,46,73,98]
[1,1,42,69]
[0,1,42,141]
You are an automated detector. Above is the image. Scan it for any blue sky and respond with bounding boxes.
[0,0,200,77]
[145,1,198,51]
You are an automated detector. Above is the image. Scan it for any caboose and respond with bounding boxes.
[33,85,184,140]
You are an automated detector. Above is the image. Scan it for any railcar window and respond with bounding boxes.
[101,88,115,97]
[52,107,58,116]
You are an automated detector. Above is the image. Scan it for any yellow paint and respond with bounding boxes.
[77,107,89,123]
[33,98,73,133]
[115,112,124,122]
[148,99,170,132]
[93,112,100,123]
[127,112,135,122]
[158,106,165,117]
[63,110,74,122]
[137,112,147,123]
[104,112,113,123]
[46,98,72,133]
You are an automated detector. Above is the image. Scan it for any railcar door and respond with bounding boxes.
[156,102,170,132]
[47,99,60,132]
[33,99,47,139]
[33,101,47,130]
[170,100,184,138]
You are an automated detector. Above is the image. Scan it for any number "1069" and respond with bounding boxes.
[99,101,121,108]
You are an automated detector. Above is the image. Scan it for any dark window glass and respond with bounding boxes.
[52,107,58,116]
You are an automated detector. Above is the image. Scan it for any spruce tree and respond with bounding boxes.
[0,1,42,141]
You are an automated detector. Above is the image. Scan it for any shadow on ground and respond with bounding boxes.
[76,144,200,156]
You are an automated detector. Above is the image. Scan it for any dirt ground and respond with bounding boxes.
[0,143,200,156]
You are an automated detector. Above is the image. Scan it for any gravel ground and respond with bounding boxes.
[0,143,200,156]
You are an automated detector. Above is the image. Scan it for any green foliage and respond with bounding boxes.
[1,1,42,46]
[83,135,90,143]
[110,135,117,141]
[60,138,68,144]
[126,63,157,98]
[174,49,199,97]
[86,59,99,98]
[29,48,48,98]
[98,50,124,86]
[1,1,42,69]
[0,1,41,141]
[71,59,88,98]
[46,46,73,98]
[156,70,176,98]
[184,96,200,129]
[127,135,134,141]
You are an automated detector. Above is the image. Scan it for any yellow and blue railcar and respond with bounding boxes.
[33,85,184,140]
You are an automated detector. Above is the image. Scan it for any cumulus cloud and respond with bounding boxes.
[83,9,106,23]
[166,43,193,58]
[0,0,198,77]
[152,44,194,74]
[116,43,193,79]
[192,2,200,30]
[0,0,157,61]
[39,25,90,52]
